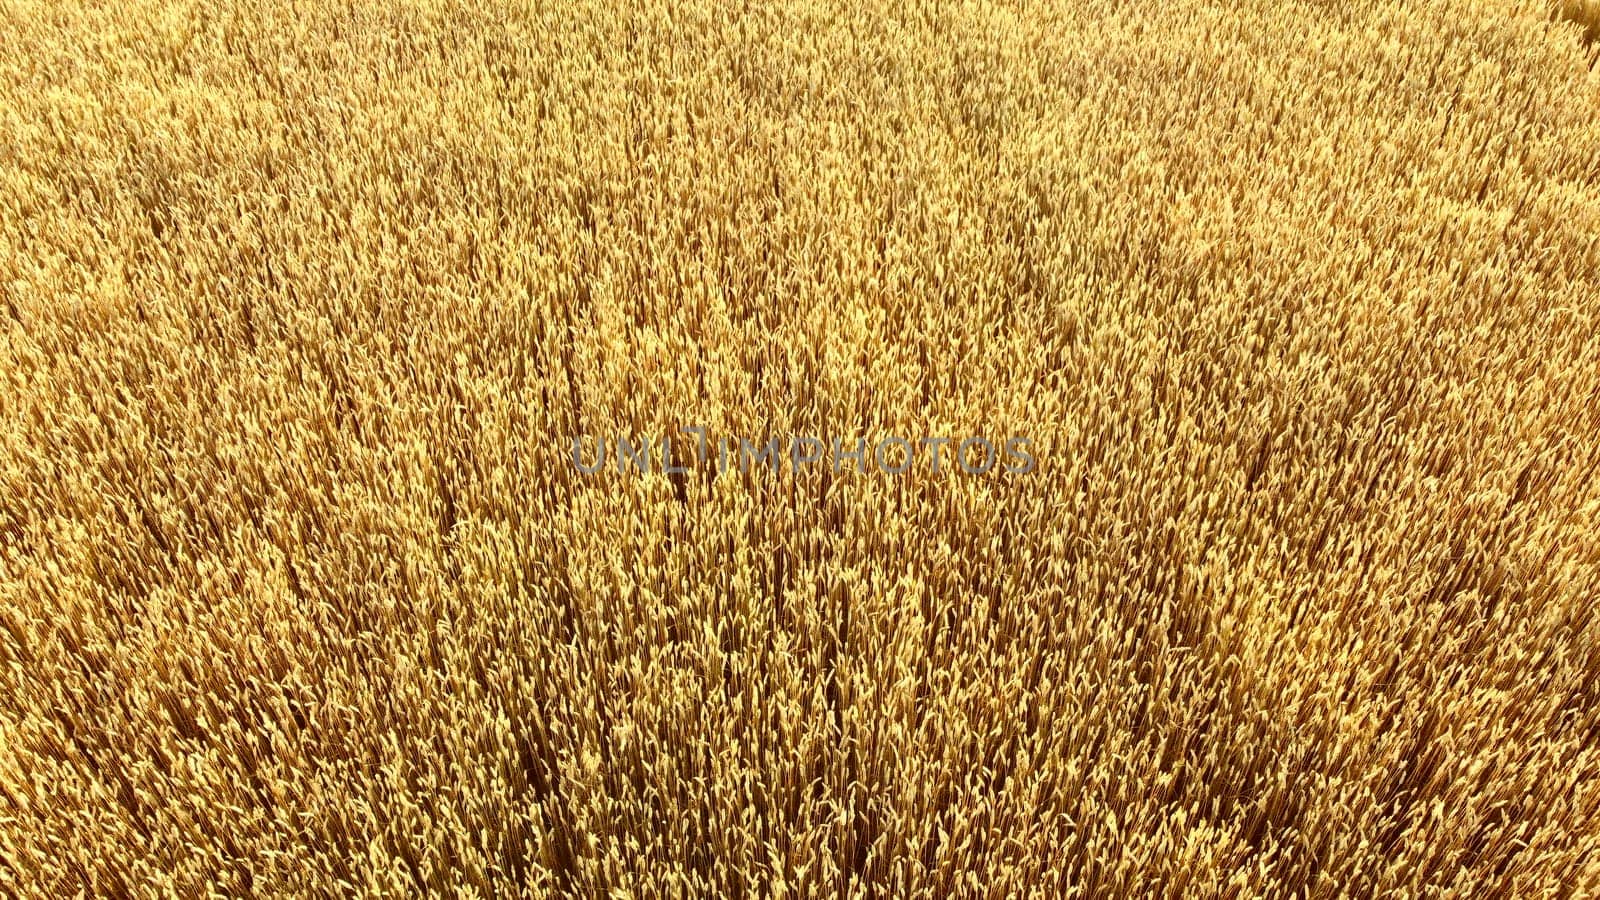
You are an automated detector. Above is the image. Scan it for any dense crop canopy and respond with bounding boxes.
[1,0,1599,895]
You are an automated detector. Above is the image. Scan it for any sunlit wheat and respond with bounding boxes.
[1,0,1598,896]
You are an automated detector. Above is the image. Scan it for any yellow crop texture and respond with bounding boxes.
[1,0,1598,895]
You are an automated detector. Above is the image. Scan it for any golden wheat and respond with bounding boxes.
[2,0,1599,895]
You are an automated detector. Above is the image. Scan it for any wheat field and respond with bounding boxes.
[2,0,1599,895]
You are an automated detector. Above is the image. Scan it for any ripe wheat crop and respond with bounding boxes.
[2,0,1599,895]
